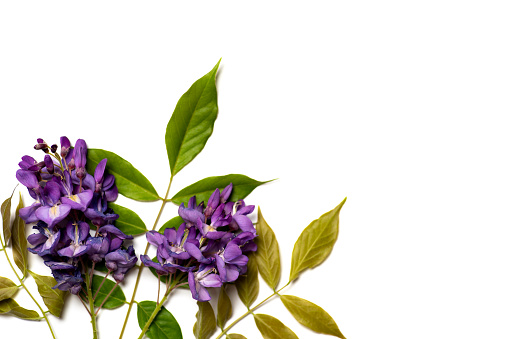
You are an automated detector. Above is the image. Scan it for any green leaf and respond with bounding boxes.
[81,275,125,309]
[137,300,182,339]
[158,216,184,234]
[1,191,14,246]
[235,254,259,308]
[253,314,299,339]
[0,276,18,302]
[217,285,232,330]
[227,335,247,339]
[0,298,39,320]
[109,203,147,236]
[29,271,67,317]
[289,198,347,282]
[280,295,346,338]
[255,207,281,290]
[86,148,159,201]
[165,60,221,176]
[171,174,271,206]
[11,194,27,277]
[193,301,217,339]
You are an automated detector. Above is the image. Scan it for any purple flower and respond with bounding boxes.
[52,270,83,295]
[224,200,256,234]
[57,221,90,258]
[60,171,94,212]
[140,229,195,275]
[97,225,132,252]
[188,265,222,302]
[105,246,138,282]
[34,182,71,228]
[27,223,61,256]
[215,241,248,283]
[86,236,111,263]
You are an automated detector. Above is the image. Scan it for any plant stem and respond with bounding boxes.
[84,262,98,339]
[119,175,174,339]
[136,280,186,339]
[0,234,57,339]
[214,282,290,339]
[95,282,118,315]
[93,270,110,299]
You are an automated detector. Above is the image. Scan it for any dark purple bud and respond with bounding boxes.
[50,144,58,153]
[34,138,49,153]
[44,155,54,174]
[67,158,75,170]
[60,136,71,158]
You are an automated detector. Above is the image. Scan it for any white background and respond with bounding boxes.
[1,1,508,338]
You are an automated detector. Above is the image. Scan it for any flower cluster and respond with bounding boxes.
[16,138,137,294]
[141,184,257,301]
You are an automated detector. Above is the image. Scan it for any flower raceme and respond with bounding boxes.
[17,137,137,294]
[141,184,257,302]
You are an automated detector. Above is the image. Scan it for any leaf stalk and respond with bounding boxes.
[214,282,290,339]
[118,175,174,339]
[0,224,57,339]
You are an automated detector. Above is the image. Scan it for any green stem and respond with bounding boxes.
[214,282,291,339]
[84,263,98,339]
[119,175,174,339]
[0,234,57,339]
[136,280,186,339]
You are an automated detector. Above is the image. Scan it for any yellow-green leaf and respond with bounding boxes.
[0,298,39,320]
[255,207,281,290]
[30,271,67,317]
[280,295,346,338]
[289,198,346,282]
[235,254,259,308]
[166,60,221,176]
[1,191,14,246]
[193,301,216,339]
[11,194,27,277]
[253,314,299,339]
[227,335,247,339]
[0,276,18,302]
[217,285,232,330]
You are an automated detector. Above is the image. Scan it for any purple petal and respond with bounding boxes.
[223,243,243,262]
[233,215,256,234]
[220,184,233,203]
[146,231,165,247]
[94,159,107,184]
[16,170,39,189]
[19,202,41,223]
[178,203,205,225]
[200,273,222,288]
[43,181,62,206]
[35,204,71,228]
[61,190,93,211]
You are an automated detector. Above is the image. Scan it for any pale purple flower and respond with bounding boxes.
[188,265,222,302]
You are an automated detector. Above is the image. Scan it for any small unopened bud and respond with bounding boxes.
[34,138,49,153]
[76,167,86,180]
[51,144,58,153]
[67,158,75,170]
